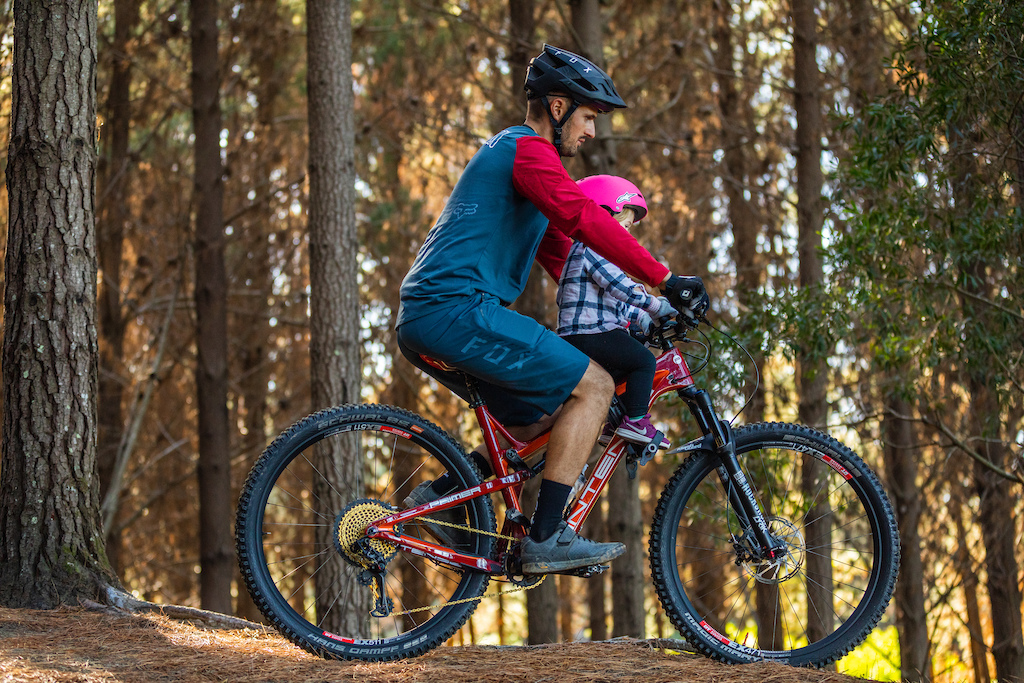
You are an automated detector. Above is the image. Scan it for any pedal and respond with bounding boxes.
[564,564,610,578]
[640,436,660,466]
[624,435,662,479]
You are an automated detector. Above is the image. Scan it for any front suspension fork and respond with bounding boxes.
[679,387,785,561]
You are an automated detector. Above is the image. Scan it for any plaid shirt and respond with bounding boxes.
[556,241,661,335]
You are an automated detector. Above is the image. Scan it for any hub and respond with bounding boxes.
[747,516,805,584]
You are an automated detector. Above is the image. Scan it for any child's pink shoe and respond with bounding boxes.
[614,414,670,449]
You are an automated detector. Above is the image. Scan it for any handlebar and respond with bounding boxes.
[641,307,707,350]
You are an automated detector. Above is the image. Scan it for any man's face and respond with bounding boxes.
[558,103,599,157]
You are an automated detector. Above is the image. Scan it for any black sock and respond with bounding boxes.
[430,449,494,495]
[530,480,573,542]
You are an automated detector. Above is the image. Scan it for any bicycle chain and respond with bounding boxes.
[384,515,545,616]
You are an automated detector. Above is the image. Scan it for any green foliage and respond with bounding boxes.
[827,0,1023,405]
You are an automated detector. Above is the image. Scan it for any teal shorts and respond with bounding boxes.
[396,294,590,426]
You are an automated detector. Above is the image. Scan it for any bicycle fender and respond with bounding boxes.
[666,432,716,456]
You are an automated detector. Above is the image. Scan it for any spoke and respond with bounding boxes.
[778,574,806,648]
[803,547,871,574]
[269,483,335,523]
[263,520,332,529]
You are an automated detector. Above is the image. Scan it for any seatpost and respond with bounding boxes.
[463,373,486,409]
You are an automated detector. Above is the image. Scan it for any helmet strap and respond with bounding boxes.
[541,95,579,150]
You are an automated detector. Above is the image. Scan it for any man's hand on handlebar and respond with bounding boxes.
[661,274,710,322]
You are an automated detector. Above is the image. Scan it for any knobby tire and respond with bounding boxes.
[236,404,495,661]
[649,422,899,667]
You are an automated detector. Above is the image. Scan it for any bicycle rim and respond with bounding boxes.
[650,422,898,666]
[237,404,495,661]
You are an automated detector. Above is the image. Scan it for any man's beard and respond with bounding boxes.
[558,138,580,157]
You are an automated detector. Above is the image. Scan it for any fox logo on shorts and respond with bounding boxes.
[461,337,531,372]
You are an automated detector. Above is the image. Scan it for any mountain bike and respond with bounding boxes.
[235,313,900,666]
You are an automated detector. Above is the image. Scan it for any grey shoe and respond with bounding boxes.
[403,481,469,549]
[520,521,625,574]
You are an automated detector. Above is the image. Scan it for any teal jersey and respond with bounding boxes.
[397,126,549,325]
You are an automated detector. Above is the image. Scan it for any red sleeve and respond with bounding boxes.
[512,135,671,287]
[535,224,572,282]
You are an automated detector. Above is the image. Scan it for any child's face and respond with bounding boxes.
[613,207,636,230]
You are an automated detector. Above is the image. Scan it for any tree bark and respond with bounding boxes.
[882,394,930,682]
[967,375,1024,682]
[96,0,140,579]
[508,0,534,111]
[712,0,766,422]
[190,0,233,615]
[792,0,833,647]
[954,489,991,683]
[607,466,646,637]
[569,0,644,638]
[948,116,1024,683]
[570,0,616,174]
[0,0,120,608]
[230,0,286,624]
[306,0,368,634]
[586,501,608,641]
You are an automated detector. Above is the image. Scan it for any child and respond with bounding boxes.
[556,175,675,448]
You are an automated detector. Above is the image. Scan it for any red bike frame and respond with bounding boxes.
[369,345,696,575]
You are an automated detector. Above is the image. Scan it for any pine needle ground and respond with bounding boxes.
[0,607,880,682]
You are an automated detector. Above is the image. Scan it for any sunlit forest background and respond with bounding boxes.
[1,0,1022,681]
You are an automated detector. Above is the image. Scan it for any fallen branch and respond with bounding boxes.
[78,587,268,632]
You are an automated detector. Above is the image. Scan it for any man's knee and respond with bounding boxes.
[575,361,614,401]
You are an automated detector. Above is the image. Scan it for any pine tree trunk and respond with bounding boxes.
[586,501,608,641]
[712,0,765,423]
[792,0,834,647]
[306,0,368,634]
[231,0,283,623]
[0,0,120,608]
[968,378,1024,682]
[571,0,616,174]
[508,0,534,111]
[190,0,233,615]
[607,466,646,637]
[96,0,141,579]
[948,116,1024,683]
[882,394,930,682]
[954,492,991,683]
[569,0,644,638]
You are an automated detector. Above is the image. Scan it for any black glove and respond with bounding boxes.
[662,275,710,318]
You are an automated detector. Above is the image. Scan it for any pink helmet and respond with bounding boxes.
[577,175,648,222]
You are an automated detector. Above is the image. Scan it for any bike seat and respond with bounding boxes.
[420,355,458,373]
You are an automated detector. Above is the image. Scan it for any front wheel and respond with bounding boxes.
[236,404,496,661]
[650,422,899,667]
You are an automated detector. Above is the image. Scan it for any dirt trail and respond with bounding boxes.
[0,607,879,682]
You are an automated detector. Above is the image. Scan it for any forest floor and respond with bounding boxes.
[0,606,882,683]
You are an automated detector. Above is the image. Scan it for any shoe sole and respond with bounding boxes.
[522,543,625,574]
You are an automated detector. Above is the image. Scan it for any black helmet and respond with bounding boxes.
[524,44,626,113]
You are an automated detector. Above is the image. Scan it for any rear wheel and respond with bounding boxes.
[236,404,495,661]
[650,422,899,666]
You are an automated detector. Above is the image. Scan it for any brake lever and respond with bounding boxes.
[678,307,701,329]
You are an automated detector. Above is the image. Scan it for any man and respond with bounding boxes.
[396,44,708,573]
